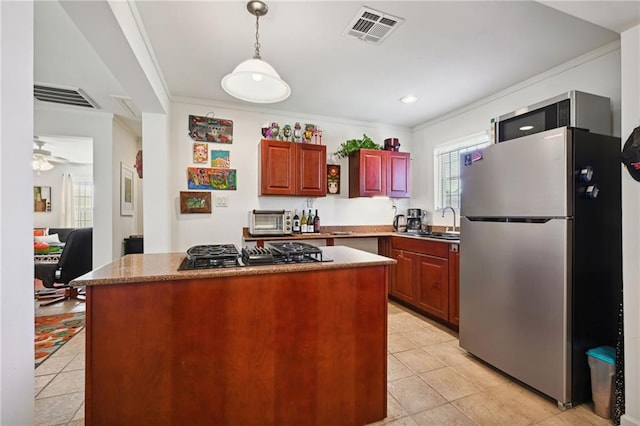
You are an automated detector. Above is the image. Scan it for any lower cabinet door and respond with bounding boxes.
[390,249,415,303]
[415,254,449,320]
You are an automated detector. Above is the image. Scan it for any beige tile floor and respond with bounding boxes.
[34,299,613,426]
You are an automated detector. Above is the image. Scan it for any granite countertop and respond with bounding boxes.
[70,246,396,287]
[242,225,460,244]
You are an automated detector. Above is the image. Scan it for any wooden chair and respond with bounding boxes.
[34,228,92,306]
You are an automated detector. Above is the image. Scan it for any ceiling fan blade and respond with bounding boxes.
[47,155,69,164]
[33,139,69,164]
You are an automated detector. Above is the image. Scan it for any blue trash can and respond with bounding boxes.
[586,346,615,418]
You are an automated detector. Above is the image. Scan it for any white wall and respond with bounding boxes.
[112,118,142,257]
[32,163,92,229]
[412,42,622,228]
[34,105,142,266]
[0,2,34,423]
[620,24,640,426]
[167,100,413,250]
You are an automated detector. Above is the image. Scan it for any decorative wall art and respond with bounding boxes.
[120,163,134,216]
[260,121,323,144]
[193,143,209,164]
[189,115,233,143]
[211,150,230,168]
[187,167,237,190]
[34,186,51,212]
[134,150,143,178]
[180,191,212,214]
[327,165,340,195]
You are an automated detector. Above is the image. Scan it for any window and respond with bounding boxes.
[73,179,93,227]
[434,131,490,210]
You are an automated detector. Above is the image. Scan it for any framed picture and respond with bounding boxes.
[180,191,212,214]
[327,164,340,194]
[33,186,51,212]
[211,150,230,168]
[187,167,237,190]
[120,162,134,216]
[188,115,233,143]
[193,143,209,164]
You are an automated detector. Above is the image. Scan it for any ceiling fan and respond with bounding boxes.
[33,139,69,172]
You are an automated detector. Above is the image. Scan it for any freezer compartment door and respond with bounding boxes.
[459,217,571,404]
[461,128,571,218]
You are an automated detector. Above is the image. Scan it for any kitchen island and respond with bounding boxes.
[72,246,394,426]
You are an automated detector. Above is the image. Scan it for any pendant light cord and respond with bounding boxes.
[253,15,262,59]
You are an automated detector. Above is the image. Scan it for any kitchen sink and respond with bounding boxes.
[410,231,460,241]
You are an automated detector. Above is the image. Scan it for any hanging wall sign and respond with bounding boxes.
[327,165,340,194]
[188,115,233,143]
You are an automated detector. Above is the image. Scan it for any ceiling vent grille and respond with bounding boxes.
[343,6,404,45]
[34,84,99,109]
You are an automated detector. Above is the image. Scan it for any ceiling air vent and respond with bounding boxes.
[34,84,99,109]
[343,6,404,45]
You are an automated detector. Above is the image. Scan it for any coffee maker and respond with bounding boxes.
[406,208,422,232]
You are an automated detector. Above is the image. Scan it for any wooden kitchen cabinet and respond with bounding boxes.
[389,237,458,328]
[448,243,460,327]
[390,248,417,304]
[349,149,410,198]
[387,151,411,198]
[260,139,327,197]
[415,254,449,320]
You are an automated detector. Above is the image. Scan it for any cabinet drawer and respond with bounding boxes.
[391,237,449,258]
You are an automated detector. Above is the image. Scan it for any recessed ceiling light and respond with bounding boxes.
[519,125,534,131]
[400,95,417,104]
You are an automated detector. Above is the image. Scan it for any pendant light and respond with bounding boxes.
[221,1,290,103]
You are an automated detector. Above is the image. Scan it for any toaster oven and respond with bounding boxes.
[249,210,293,236]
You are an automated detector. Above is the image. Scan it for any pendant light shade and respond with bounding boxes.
[222,59,290,103]
[221,1,290,103]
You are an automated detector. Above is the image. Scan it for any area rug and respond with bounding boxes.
[35,312,85,368]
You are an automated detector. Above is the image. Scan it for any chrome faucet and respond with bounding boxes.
[442,206,457,233]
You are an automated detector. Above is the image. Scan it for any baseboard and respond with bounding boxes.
[621,414,640,426]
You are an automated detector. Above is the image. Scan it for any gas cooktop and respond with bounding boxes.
[178,242,329,270]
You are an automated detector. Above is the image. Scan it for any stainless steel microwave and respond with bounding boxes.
[494,90,611,143]
[249,210,293,236]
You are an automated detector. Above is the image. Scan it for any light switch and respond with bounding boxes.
[215,195,228,207]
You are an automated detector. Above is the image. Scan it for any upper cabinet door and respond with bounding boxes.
[296,144,327,197]
[349,149,387,197]
[260,139,296,195]
[387,152,410,198]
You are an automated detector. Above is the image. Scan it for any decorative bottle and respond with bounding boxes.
[292,210,301,234]
[313,209,320,233]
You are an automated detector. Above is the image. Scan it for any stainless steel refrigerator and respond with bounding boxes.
[459,127,622,409]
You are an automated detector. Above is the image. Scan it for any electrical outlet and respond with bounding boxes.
[215,195,228,207]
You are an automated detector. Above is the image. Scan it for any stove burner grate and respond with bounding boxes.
[268,242,323,263]
[186,244,239,260]
[179,244,241,270]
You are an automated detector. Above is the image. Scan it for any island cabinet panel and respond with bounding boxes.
[349,149,410,198]
[84,266,388,426]
[260,139,327,196]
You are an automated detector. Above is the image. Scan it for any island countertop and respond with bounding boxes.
[71,245,396,287]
